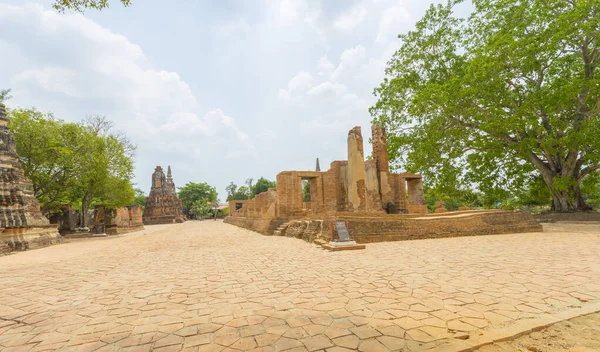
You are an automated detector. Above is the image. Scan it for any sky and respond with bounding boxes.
[0,0,469,200]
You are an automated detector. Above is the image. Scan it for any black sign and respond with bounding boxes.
[335,221,351,242]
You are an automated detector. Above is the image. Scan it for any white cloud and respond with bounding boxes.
[0,2,256,192]
[334,6,367,31]
[376,5,411,43]
[278,71,314,103]
[317,56,335,76]
[0,0,462,197]
[331,45,367,81]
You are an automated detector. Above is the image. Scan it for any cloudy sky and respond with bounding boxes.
[0,0,469,199]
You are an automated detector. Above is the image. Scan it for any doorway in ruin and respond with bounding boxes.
[299,176,320,212]
[301,178,312,211]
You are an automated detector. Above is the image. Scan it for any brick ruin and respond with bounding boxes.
[231,125,428,218]
[93,205,144,235]
[0,103,61,255]
[143,166,185,225]
[225,124,542,244]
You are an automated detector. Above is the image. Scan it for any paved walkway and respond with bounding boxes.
[0,221,599,352]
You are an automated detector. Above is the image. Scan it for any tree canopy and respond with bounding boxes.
[371,0,600,212]
[9,107,135,223]
[52,0,131,12]
[178,182,218,211]
[253,177,276,195]
[226,177,276,201]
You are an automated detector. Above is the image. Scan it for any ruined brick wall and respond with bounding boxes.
[105,207,130,228]
[371,124,389,174]
[128,206,143,226]
[276,171,302,216]
[102,206,144,235]
[276,211,542,244]
[346,127,367,211]
[322,161,347,212]
[364,159,383,212]
[228,189,277,219]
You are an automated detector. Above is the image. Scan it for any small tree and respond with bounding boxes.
[178,182,217,211]
[0,89,12,103]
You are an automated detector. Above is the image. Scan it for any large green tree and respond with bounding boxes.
[53,0,131,12]
[9,108,135,222]
[371,0,600,212]
[178,182,218,211]
[9,108,83,213]
[253,177,276,196]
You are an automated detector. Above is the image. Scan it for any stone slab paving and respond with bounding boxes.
[0,221,599,352]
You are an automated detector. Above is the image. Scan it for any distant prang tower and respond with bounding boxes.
[142,165,185,225]
[0,103,61,254]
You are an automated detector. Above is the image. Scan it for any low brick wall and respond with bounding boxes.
[225,210,542,244]
[223,217,287,236]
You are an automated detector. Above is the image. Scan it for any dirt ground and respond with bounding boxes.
[477,312,600,352]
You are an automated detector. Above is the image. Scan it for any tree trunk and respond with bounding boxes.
[80,192,92,228]
[549,184,592,212]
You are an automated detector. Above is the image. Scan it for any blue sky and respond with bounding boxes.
[0,0,466,200]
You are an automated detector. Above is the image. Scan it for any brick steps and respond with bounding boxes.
[273,222,290,236]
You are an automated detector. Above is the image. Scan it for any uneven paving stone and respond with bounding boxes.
[301,335,333,351]
[0,221,599,352]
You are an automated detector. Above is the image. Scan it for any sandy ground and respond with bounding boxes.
[477,312,600,352]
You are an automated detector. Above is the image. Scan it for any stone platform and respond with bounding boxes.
[0,226,62,255]
[224,209,542,244]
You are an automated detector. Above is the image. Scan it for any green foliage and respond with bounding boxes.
[189,199,211,218]
[302,180,311,202]
[128,188,147,209]
[226,182,251,201]
[9,107,135,220]
[221,206,230,216]
[582,173,600,209]
[371,0,600,212]
[253,177,276,196]
[53,0,131,12]
[177,182,217,210]
[0,88,11,103]
[425,187,483,212]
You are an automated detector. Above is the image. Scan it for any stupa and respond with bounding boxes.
[142,165,185,224]
[0,103,61,254]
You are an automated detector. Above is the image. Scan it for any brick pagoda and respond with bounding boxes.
[0,103,61,255]
[142,166,185,224]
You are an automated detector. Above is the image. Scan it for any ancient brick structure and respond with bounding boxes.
[0,103,61,253]
[93,205,144,235]
[143,166,185,225]
[229,125,427,217]
[225,124,543,244]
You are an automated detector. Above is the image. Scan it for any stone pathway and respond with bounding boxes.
[0,221,599,352]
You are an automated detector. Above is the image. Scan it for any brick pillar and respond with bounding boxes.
[371,124,389,173]
[347,127,366,211]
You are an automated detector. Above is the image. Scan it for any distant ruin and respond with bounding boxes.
[0,103,61,255]
[143,166,185,225]
[225,124,542,244]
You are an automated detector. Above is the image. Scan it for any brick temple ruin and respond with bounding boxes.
[143,166,185,225]
[0,103,61,255]
[53,205,144,236]
[225,124,542,244]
